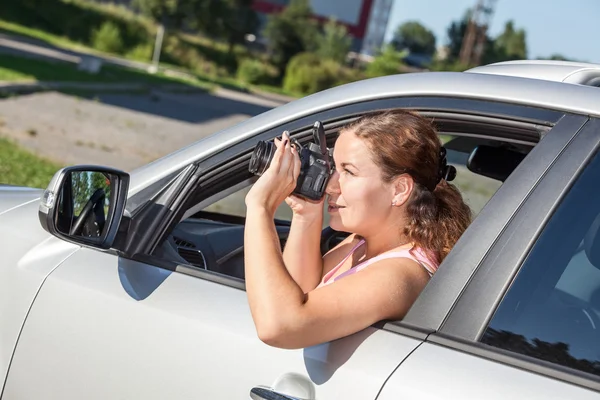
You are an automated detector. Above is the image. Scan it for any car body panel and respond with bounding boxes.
[128,70,600,203]
[4,248,421,400]
[0,200,79,394]
[0,186,43,216]
[377,343,600,400]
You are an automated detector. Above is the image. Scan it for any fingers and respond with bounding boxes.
[291,142,301,181]
[272,131,293,173]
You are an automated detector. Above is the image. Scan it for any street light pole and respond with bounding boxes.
[148,24,164,74]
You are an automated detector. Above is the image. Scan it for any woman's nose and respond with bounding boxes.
[325,170,340,195]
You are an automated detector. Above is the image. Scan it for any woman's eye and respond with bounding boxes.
[343,168,354,176]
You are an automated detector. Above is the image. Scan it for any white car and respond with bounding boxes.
[2,60,600,399]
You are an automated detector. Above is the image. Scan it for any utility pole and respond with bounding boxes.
[459,0,497,66]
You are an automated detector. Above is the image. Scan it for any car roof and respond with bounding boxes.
[129,61,600,198]
[466,60,600,86]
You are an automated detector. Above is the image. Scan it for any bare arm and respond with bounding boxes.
[244,209,430,349]
[282,213,324,293]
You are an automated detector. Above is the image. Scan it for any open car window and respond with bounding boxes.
[200,134,507,224]
[149,105,541,284]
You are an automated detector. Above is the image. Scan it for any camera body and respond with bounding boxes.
[248,121,334,201]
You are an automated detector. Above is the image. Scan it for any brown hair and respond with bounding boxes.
[342,109,472,262]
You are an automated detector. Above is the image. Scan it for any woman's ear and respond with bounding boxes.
[391,174,414,207]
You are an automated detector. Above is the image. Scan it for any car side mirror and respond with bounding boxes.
[38,166,129,249]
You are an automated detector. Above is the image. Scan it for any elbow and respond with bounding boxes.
[256,321,302,349]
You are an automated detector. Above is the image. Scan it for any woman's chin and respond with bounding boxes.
[328,215,348,232]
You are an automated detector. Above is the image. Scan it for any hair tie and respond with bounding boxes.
[429,147,456,191]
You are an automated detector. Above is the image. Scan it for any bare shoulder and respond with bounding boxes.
[303,257,432,334]
[321,233,362,276]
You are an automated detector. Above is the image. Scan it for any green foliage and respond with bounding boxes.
[92,21,124,54]
[365,46,407,78]
[0,137,61,188]
[132,0,189,28]
[491,21,527,61]
[189,0,258,53]
[316,18,352,63]
[126,43,154,61]
[263,0,319,75]
[283,52,357,95]
[236,59,278,85]
[391,21,436,56]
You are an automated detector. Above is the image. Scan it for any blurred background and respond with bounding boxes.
[0,0,597,191]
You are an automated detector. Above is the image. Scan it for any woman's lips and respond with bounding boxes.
[328,204,345,213]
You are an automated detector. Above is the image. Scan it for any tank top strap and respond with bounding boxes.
[321,238,365,284]
[353,247,437,276]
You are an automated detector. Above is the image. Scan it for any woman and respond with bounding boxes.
[244,110,472,349]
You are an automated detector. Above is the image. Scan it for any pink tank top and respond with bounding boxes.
[317,239,438,288]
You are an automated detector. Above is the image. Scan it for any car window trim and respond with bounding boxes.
[403,114,589,331]
[439,116,599,340]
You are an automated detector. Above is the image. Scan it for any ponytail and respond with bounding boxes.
[404,180,472,263]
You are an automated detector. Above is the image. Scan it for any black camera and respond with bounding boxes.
[248,121,334,201]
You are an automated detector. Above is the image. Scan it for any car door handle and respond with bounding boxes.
[250,386,305,400]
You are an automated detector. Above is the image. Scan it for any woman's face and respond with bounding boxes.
[326,130,396,236]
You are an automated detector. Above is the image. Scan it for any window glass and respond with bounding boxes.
[481,150,600,377]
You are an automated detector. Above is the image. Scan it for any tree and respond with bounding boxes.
[445,13,470,61]
[391,21,436,56]
[263,0,319,75]
[316,18,352,63]
[133,0,190,29]
[492,21,527,61]
[220,0,259,53]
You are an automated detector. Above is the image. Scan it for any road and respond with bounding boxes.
[0,87,286,171]
[0,33,290,171]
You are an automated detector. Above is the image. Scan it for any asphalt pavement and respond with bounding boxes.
[0,33,292,171]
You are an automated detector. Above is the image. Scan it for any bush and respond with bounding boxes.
[236,59,278,86]
[92,21,124,54]
[365,46,407,78]
[126,43,154,62]
[283,52,342,95]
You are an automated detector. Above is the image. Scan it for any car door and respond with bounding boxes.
[1,97,572,400]
[377,117,600,398]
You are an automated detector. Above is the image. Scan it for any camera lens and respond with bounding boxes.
[248,140,275,176]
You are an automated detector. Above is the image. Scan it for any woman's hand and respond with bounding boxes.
[245,131,301,216]
[285,194,324,221]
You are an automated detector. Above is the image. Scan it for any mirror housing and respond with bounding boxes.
[38,165,129,249]
[467,145,526,182]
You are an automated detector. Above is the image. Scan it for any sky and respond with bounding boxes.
[384,0,600,63]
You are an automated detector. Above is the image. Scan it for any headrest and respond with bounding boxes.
[584,213,600,269]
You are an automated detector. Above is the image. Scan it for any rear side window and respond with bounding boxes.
[481,150,600,377]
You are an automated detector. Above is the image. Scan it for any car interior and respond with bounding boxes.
[153,110,537,282]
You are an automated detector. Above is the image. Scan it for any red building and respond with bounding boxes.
[252,0,378,52]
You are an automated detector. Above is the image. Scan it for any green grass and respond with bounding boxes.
[0,19,90,53]
[0,54,214,92]
[0,18,284,97]
[0,137,62,188]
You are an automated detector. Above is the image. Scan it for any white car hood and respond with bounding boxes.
[0,185,44,216]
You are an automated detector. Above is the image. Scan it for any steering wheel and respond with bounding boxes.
[320,226,349,255]
[70,188,106,236]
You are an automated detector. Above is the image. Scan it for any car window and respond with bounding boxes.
[201,135,503,223]
[481,149,600,378]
